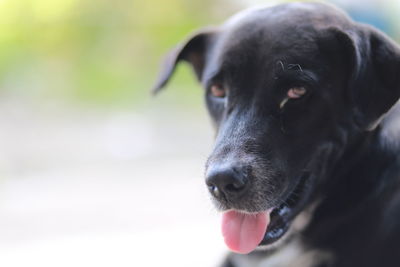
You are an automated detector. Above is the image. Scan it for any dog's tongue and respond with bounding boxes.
[221,210,270,254]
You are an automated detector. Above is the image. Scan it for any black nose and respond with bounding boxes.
[205,165,249,200]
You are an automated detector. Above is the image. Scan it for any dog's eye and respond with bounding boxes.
[288,87,307,98]
[280,86,307,109]
[210,84,226,98]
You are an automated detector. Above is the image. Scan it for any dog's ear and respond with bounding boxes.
[354,26,400,130]
[332,26,400,130]
[152,28,218,94]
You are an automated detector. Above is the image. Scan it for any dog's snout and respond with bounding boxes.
[206,165,249,200]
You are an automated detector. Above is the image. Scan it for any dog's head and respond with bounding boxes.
[153,2,400,254]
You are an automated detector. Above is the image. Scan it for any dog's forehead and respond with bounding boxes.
[222,3,351,46]
[203,2,353,82]
[224,2,351,31]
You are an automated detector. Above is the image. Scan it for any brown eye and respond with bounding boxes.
[287,86,307,99]
[210,84,226,98]
[280,86,307,109]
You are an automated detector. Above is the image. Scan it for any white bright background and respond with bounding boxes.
[0,99,226,267]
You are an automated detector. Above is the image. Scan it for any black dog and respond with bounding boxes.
[153,2,400,267]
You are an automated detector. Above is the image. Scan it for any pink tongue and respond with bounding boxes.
[221,210,270,254]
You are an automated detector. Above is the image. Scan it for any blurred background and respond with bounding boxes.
[0,0,399,266]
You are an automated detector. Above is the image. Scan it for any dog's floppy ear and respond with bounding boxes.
[333,25,400,130]
[152,28,217,94]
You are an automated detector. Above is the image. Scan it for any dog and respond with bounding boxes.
[153,2,400,267]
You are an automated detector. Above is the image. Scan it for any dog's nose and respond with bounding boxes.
[206,165,249,200]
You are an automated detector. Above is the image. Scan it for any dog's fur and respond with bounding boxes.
[153,2,400,267]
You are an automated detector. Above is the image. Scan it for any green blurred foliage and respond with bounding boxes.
[0,0,238,108]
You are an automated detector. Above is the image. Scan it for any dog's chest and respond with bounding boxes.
[229,238,331,267]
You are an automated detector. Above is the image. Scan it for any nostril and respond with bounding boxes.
[208,184,222,198]
[205,164,249,199]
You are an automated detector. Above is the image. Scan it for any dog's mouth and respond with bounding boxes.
[221,173,312,254]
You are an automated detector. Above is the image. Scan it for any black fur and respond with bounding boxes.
[154,2,400,267]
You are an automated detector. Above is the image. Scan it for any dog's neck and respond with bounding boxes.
[322,123,399,211]
[303,118,400,266]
